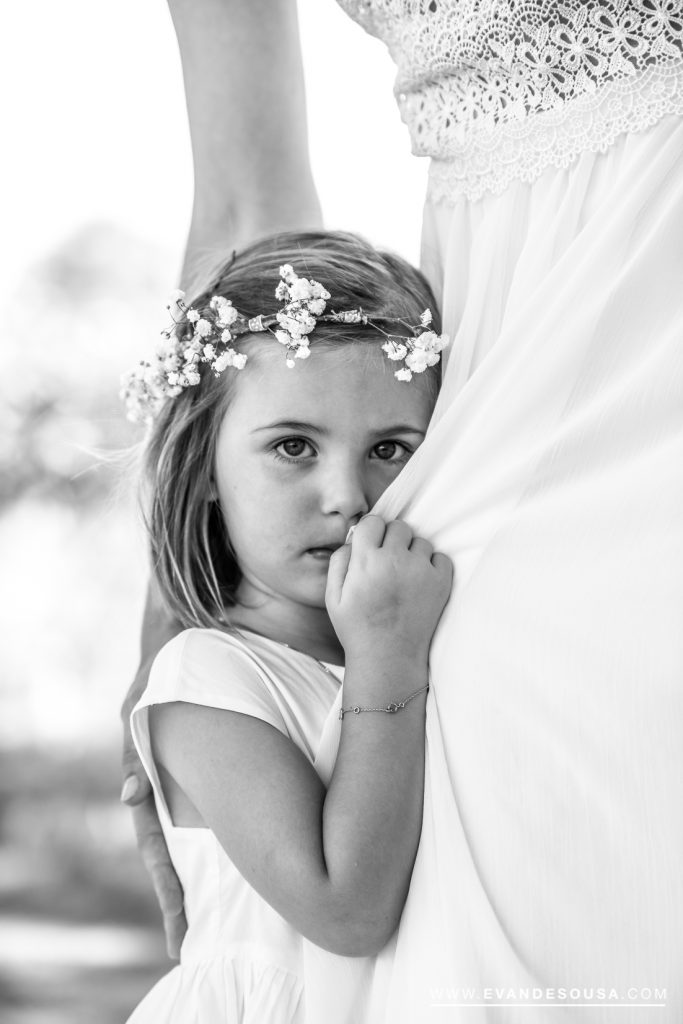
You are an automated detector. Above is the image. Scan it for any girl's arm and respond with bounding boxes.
[151,516,453,956]
[167,0,323,291]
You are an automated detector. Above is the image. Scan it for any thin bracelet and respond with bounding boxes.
[338,683,429,720]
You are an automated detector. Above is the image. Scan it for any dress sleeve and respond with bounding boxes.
[130,628,289,822]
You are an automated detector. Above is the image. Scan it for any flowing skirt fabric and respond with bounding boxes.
[306,114,683,1023]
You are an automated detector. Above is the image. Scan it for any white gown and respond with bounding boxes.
[127,628,344,1023]
[304,2,683,1021]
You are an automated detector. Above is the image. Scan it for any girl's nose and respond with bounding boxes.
[319,461,370,522]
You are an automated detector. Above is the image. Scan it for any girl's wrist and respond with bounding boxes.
[342,650,430,703]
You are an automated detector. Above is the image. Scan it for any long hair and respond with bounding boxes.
[142,229,441,630]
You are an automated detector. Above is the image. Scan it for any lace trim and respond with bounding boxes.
[337,1,683,200]
[427,61,683,202]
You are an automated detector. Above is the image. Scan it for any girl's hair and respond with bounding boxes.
[143,229,441,629]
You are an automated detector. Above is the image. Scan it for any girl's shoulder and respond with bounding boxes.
[138,627,291,736]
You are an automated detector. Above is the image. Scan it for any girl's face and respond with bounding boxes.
[214,338,436,614]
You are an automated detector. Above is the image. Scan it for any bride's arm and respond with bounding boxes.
[169,0,323,290]
[121,0,322,959]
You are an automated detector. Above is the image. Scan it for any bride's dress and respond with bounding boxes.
[305,3,683,1021]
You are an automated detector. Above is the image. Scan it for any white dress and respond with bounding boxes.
[303,2,683,1021]
[126,627,347,1023]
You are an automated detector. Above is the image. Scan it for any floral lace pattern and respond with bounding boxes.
[337,0,683,200]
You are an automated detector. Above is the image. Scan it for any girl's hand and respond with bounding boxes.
[325,514,453,665]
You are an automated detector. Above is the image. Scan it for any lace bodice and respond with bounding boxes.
[337,1,683,201]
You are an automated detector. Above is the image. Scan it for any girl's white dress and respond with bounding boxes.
[298,2,683,1022]
[127,627,347,1023]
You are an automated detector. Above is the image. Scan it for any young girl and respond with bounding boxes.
[123,230,452,1022]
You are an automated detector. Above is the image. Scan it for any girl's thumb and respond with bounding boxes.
[325,542,353,607]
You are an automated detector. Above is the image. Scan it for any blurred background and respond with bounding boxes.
[0,1,426,1021]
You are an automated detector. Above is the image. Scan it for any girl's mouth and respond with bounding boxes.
[305,547,336,560]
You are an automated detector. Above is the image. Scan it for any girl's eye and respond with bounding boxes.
[274,438,315,460]
[371,441,410,462]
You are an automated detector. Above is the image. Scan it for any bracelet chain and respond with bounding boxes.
[338,683,429,721]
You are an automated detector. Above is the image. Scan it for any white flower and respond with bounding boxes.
[413,330,442,352]
[275,329,292,347]
[184,369,201,386]
[308,298,326,316]
[290,278,314,301]
[167,371,180,386]
[203,344,216,360]
[212,352,232,373]
[295,344,311,359]
[310,281,331,300]
[395,367,413,382]
[221,329,233,344]
[186,309,200,323]
[406,349,430,373]
[213,348,247,373]
[219,306,239,327]
[279,264,295,284]
[291,310,316,334]
[277,313,304,339]
[195,318,213,337]
[275,280,289,302]
[382,340,408,362]
[420,309,433,327]
[285,358,296,369]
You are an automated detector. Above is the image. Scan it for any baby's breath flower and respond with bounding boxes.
[406,349,430,373]
[308,298,326,316]
[382,341,408,361]
[195,319,213,338]
[203,344,216,360]
[290,278,314,301]
[420,309,433,327]
[395,367,413,382]
[186,309,200,324]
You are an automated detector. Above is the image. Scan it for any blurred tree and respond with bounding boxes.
[1,223,175,507]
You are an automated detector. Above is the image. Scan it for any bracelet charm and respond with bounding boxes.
[339,684,429,721]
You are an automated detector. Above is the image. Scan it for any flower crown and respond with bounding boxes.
[121,263,447,423]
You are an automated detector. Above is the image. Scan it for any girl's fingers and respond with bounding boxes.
[409,536,434,559]
[382,519,414,549]
[348,514,387,553]
[325,542,353,606]
[431,551,455,583]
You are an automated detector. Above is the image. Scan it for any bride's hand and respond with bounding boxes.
[120,582,186,958]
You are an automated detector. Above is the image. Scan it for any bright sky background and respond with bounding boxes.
[1,0,427,301]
